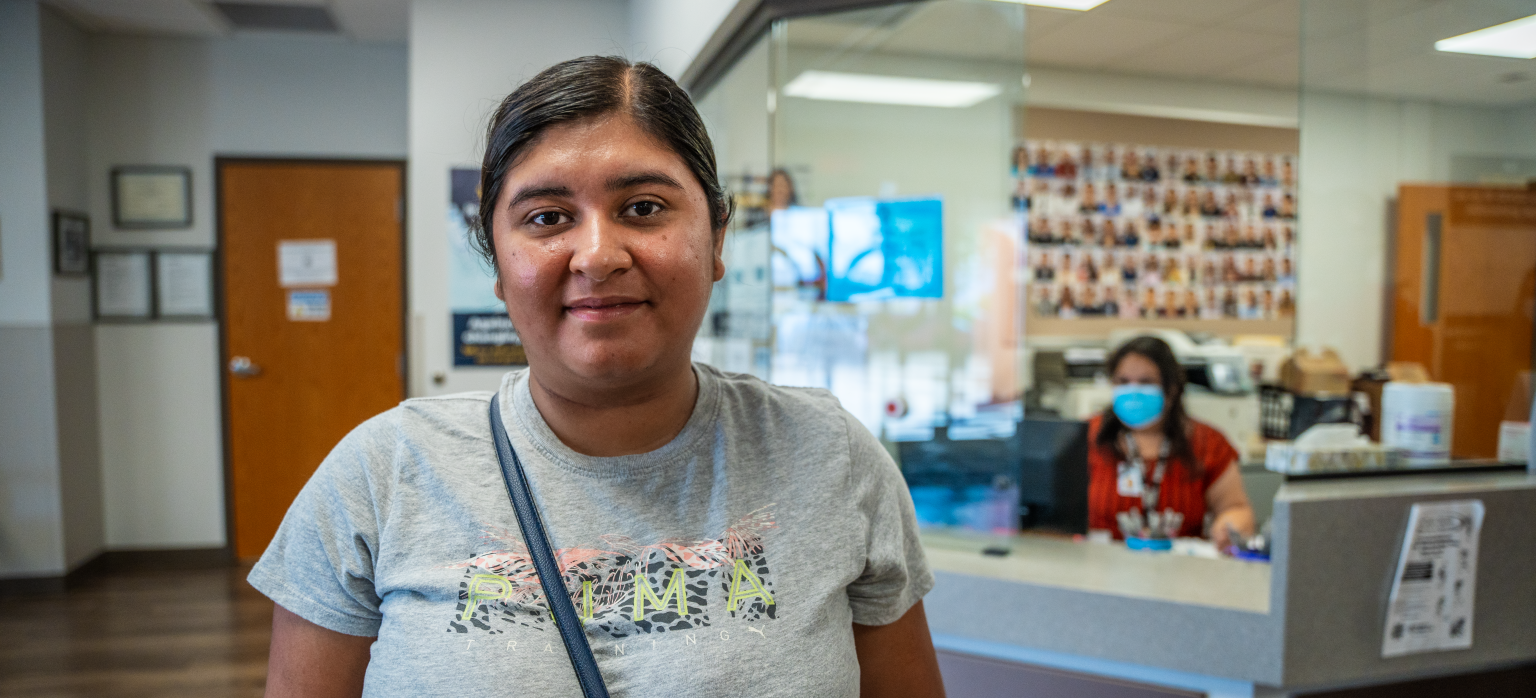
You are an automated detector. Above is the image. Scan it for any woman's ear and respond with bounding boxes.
[712,228,727,283]
[492,276,505,302]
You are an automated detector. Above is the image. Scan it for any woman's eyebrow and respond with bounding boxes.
[607,171,683,192]
[506,184,572,209]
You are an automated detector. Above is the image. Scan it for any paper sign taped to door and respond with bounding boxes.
[1382,499,1484,657]
[287,289,331,322]
[278,239,338,287]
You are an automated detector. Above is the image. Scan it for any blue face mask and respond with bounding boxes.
[1112,384,1165,429]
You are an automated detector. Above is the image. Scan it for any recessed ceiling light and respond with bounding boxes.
[782,71,1002,108]
[989,0,1112,10]
[1435,14,1536,59]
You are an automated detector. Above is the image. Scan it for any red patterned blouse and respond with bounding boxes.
[1086,414,1238,539]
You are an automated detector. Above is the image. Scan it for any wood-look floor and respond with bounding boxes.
[0,564,271,697]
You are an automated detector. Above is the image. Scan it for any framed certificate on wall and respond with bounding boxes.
[112,166,192,229]
[155,250,215,319]
[94,250,154,320]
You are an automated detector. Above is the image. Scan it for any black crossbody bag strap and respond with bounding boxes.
[488,395,610,698]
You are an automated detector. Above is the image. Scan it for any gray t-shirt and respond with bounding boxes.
[248,364,932,697]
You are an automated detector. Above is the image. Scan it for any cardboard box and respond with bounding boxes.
[1281,348,1352,395]
[1386,362,1430,383]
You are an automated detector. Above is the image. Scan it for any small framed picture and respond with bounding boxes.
[112,166,192,229]
[52,211,90,276]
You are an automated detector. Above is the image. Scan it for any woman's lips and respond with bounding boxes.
[565,298,647,321]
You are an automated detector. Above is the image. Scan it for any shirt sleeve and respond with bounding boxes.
[246,414,392,637]
[1198,422,1239,491]
[843,412,935,626]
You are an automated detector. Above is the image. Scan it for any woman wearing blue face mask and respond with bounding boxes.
[1086,336,1256,549]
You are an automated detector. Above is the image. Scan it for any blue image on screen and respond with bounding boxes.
[825,196,943,302]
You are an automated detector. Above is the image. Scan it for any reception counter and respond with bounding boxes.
[922,470,1536,697]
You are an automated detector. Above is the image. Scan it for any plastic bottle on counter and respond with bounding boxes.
[1380,382,1454,466]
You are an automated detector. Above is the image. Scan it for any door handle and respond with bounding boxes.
[229,356,262,378]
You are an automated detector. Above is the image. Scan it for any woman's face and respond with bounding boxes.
[1113,352,1162,389]
[768,172,793,211]
[491,114,724,391]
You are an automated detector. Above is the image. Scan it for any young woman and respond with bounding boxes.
[1087,336,1255,549]
[253,57,943,697]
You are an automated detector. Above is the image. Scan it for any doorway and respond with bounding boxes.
[217,159,406,558]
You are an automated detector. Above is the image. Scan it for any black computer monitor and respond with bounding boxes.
[1015,419,1088,534]
[896,419,1088,534]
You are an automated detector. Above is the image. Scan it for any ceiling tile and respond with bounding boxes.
[1090,0,1269,27]
[886,2,1025,61]
[1027,14,1191,70]
[1113,28,1295,80]
[1211,47,1300,88]
[1024,6,1083,37]
[1221,0,1301,37]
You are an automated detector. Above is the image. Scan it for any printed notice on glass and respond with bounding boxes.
[278,239,338,287]
[1382,499,1484,657]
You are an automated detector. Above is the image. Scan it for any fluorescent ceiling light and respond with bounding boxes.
[989,0,1111,10]
[1435,14,1536,59]
[782,71,1002,108]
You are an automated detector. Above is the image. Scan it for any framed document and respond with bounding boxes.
[52,211,90,276]
[112,166,192,229]
[94,250,153,320]
[155,250,214,319]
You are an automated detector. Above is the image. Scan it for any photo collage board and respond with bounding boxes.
[1014,139,1297,321]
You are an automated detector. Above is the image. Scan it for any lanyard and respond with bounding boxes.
[1120,433,1169,512]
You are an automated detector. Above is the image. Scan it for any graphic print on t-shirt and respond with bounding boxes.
[444,505,778,638]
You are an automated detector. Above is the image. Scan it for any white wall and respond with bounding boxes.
[630,0,735,78]
[1295,92,1536,371]
[85,33,408,550]
[42,3,105,571]
[407,0,630,397]
[0,0,69,579]
[97,325,226,548]
[0,0,52,327]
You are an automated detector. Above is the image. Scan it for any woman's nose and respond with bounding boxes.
[568,217,633,283]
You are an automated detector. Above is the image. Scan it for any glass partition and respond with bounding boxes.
[694,0,1310,539]
[769,1,1027,534]
[694,36,774,379]
[1299,0,1536,459]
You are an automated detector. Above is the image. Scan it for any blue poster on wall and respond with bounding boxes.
[825,196,944,302]
[448,167,526,365]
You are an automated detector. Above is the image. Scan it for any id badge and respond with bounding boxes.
[1116,465,1144,497]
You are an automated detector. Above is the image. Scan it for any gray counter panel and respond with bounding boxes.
[927,570,1283,685]
[924,473,1536,692]
[1276,482,1536,688]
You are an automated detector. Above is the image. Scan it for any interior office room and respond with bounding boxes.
[1,0,1534,696]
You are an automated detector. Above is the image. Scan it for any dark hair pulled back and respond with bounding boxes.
[472,56,733,268]
[1096,335,1199,473]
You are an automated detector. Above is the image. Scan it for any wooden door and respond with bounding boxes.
[1392,185,1536,458]
[220,160,405,558]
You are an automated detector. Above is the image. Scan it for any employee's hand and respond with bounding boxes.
[1210,507,1255,550]
[1205,461,1255,551]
